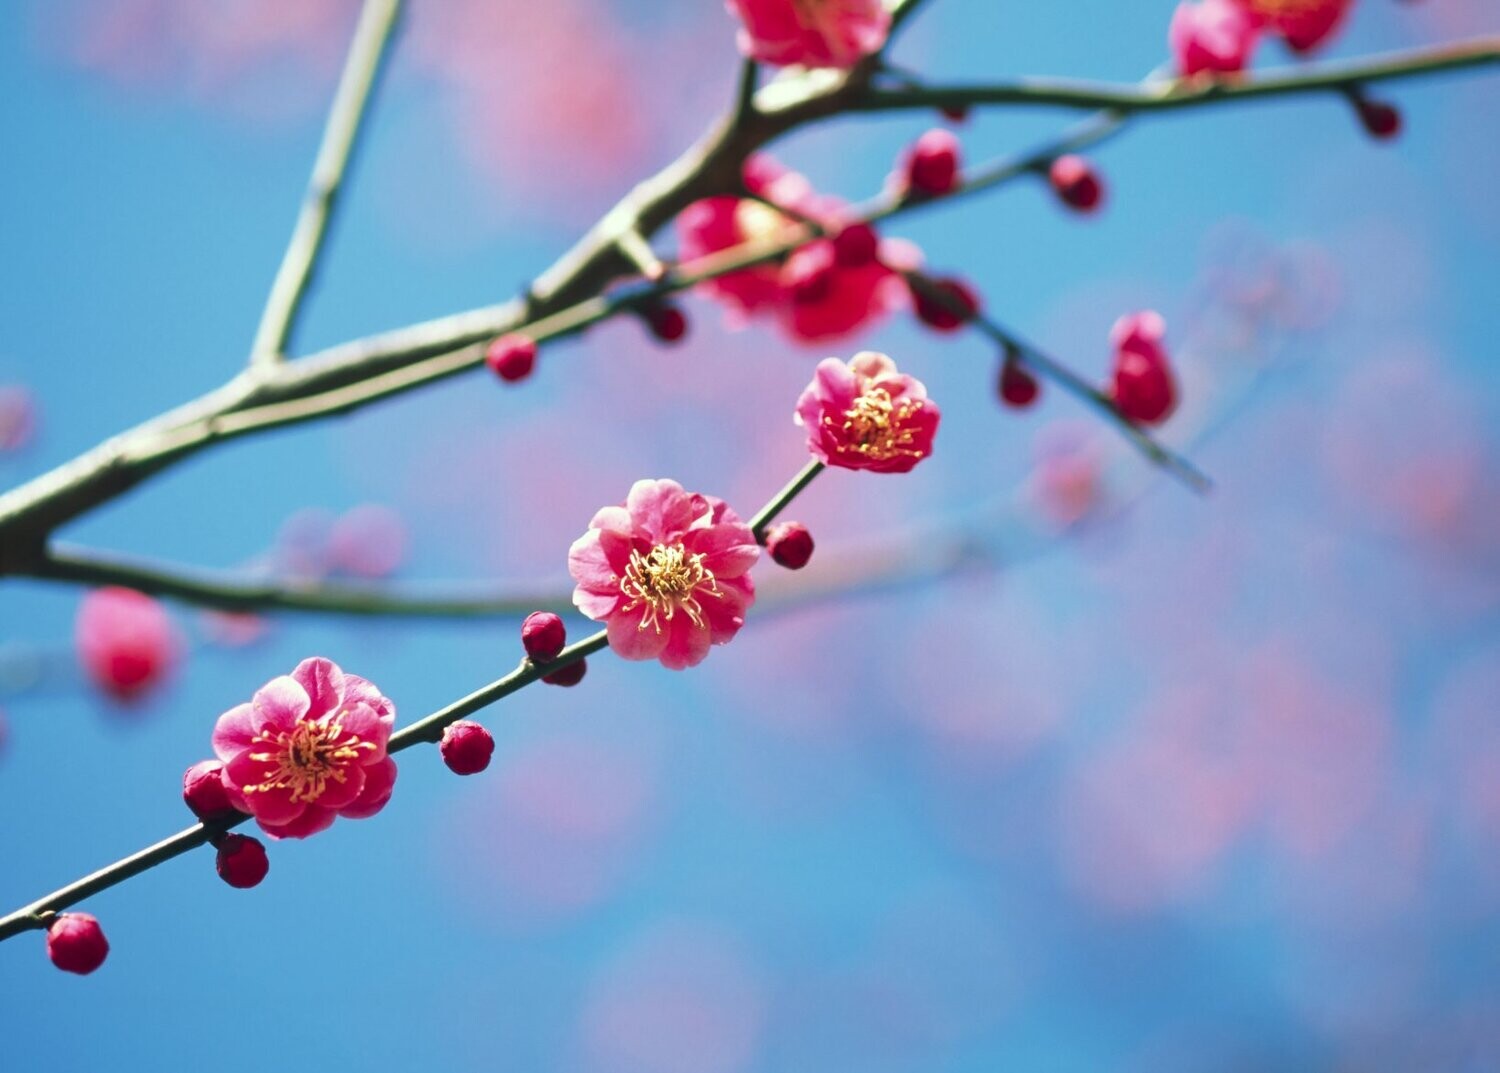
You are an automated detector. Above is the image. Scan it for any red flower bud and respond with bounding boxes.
[1111,348,1178,426]
[782,240,837,305]
[832,223,880,268]
[903,128,961,197]
[1048,155,1105,214]
[215,834,270,889]
[521,611,567,663]
[913,276,981,333]
[765,522,815,570]
[440,720,495,776]
[485,334,538,383]
[998,351,1040,409]
[642,303,689,343]
[1355,97,1401,141]
[543,658,588,687]
[182,759,238,821]
[47,913,109,975]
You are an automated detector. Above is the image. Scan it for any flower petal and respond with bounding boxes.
[211,703,257,762]
[339,757,397,819]
[660,618,712,671]
[251,675,310,731]
[260,805,335,841]
[291,657,345,719]
[606,611,671,662]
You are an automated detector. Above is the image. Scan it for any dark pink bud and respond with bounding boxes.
[782,240,837,305]
[1111,349,1178,426]
[999,351,1040,409]
[913,276,981,333]
[182,759,238,821]
[76,587,178,702]
[832,223,880,268]
[903,128,961,196]
[46,913,109,975]
[1048,155,1105,213]
[543,659,588,687]
[521,611,567,662]
[765,522,815,570]
[939,104,970,124]
[1355,97,1401,140]
[440,720,495,776]
[215,834,269,889]
[485,334,537,383]
[642,303,689,343]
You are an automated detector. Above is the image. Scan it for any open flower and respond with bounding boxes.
[796,352,940,473]
[1230,0,1351,52]
[569,480,758,670]
[75,587,180,702]
[1170,0,1259,78]
[726,0,891,69]
[212,658,397,840]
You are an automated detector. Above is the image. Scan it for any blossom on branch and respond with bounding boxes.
[1231,0,1352,53]
[726,0,891,70]
[212,657,398,840]
[1109,311,1180,426]
[75,587,179,702]
[569,479,758,670]
[1170,0,1260,77]
[796,352,940,473]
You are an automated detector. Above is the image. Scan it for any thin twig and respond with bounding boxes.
[248,0,404,368]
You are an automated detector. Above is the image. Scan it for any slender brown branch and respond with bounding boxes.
[248,0,404,367]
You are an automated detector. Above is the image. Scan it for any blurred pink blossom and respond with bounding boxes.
[0,385,38,451]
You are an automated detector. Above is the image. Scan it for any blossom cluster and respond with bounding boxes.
[1171,0,1352,77]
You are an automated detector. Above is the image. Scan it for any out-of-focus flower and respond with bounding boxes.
[796,352,940,473]
[215,834,270,889]
[676,155,910,344]
[1170,0,1260,76]
[1048,155,1107,214]
[1353,96,1402,141]
[440,720,495,776]
[1231,0,1352,52]
[1108,311,1179,426]
[75,587,179,702]
[912,275,980,333]
[327,503,408,579]
[212,657,397,839]
[486,333,538,383]
[0,385,38,451]
[46,913,109,975]
[998,350,1040,409]
[568,479,758,670]
[726,0,890,69]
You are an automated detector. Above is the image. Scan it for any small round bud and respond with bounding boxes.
[832,224,880,268]
[215,834,269,889]
[485,333,538,383]
[521,611,567,663]
[903,128,961,197]
[642,303,688,344]
[913,276,980,333]
[1111,349,1178,426]
[1048,155,1105,214]
[765,522,815,570]
[47,913,109,975]
[182,759,237,821]
[999,351,1040,409]
[543,658,588,687]
[440,720,495,776]
[1355,97,1401,141]
[939,104,970,124]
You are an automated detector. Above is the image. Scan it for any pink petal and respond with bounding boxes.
[307,759,366,812]
[225,749,306,827]
[626,478,697,543]
[340,757,397,819]
[574,586,622,621]
[260,805,335,841]
[336,701,390,758]
[251,675,310,730]
[660,618,712,670]
[291,657,345,718]
[569,529,622,593]
[606,611,671,662]
[342,673,394,725]
[211,703,257,762]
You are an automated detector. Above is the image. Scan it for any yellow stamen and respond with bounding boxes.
[828,386,927,462]
[244,715,374,804]
[619,543,721,634]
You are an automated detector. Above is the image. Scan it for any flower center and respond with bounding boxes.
[735,199,792,245]
[245,716,373,804]
[619,543,720,634]
[831,386,927,462]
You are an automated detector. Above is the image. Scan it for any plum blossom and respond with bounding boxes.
[1108,311,1179,426]
[569,480,758,670]
[75,587,179,702]
[676,155,911,344]
[1231,0,1352,52]
[726,0,890,70]
[1170,0,1260,77]
[212,657,397,839]
[796,352,940,473]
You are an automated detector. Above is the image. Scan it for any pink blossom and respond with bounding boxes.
[1231,0,1352,52]
[676,155,909,344]
[1170,0,1260,77]
[726,0,891,69]
[568,479,758,670]
[0,385,37,451]
[1109,311,1179,426]
[898,128,962,197]
[46,913,109,975]
[75,587,179,702]
[212,657,397,839]
[327,503,408,579]
[795,352,940,473]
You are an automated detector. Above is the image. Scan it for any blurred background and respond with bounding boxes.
[2,0,1499,1069]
